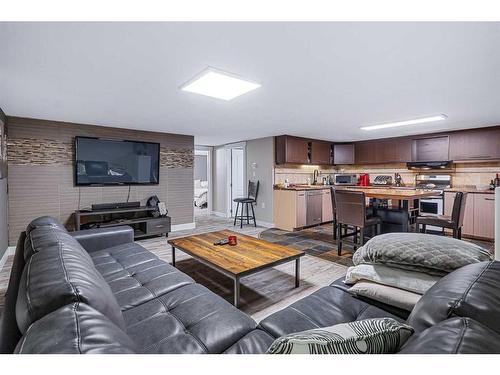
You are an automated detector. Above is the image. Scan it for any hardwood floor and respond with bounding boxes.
[0,214,347,322]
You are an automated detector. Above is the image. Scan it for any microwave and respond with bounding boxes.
[334,174,358,185]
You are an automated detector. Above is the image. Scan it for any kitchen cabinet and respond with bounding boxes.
[449,127,500,161]
[274,188,332,231]
[355,141,376,164]
[411,136,449,162]
[473,194,495,239]
[333,144,355,164]
[275,135,310,165]
[355,138,411,164]
[444,192,494,239]
[310,141,332,165]
[322,189,334,222]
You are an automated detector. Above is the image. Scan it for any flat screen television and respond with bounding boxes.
[75,136,160,186]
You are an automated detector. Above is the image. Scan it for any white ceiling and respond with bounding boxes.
[1,22,499,146]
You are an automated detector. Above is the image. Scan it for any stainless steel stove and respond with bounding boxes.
[415,174,451,232]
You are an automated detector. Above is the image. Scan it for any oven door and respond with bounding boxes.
[420,197,444,231]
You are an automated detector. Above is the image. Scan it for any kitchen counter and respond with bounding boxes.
[444,187,495,194]
[274,185,331,191]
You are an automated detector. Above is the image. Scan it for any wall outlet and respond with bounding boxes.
[261,202,266,209]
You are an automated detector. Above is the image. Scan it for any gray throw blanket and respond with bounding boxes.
[353,233,492,276]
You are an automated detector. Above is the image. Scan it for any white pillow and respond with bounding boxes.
[348,280,421,311]
[345,264,440,295]
[267,318,413,354]
[200,180,208,188]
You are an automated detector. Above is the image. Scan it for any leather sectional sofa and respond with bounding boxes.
[1,216,499,354]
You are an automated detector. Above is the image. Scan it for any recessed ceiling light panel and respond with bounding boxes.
[360,115,448,131]
[180,67,261,101]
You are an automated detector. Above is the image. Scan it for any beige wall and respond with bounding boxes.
[6,117,194,245]
[246,137,274,224]
[212,146,228,215]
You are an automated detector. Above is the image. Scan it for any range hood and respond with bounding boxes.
[406,161,453,170]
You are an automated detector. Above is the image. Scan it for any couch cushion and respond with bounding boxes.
[24,225,74,261]
[90,243,194,310]
[399,317,500,354]
[16,242,125,333]
[15,303,137,354]
[123,283,257,353]
[223,329,277,354]
[407,261,500,334]
[259,285,399,338]
[26,215,66,235]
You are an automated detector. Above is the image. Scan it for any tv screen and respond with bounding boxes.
[75,137,160,186]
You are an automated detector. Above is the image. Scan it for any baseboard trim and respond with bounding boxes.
[171,222,196,232]
[211,211,228,218]
[0,246,15,271]
[256,220,275,228]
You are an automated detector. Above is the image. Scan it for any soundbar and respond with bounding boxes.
[91,201,141,210]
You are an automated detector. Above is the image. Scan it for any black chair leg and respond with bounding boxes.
[458,227,462,240]
[246,203,250,224]
[422,224,426,234]
[353,226,358,251]
[233,202,239,226]
[415,223,419,233]
[240,205,243,229]
[250,203,256,227]
[452,228,457,239]
[337,224,343,256]
[360,228,365,246]
[333,218,337,240]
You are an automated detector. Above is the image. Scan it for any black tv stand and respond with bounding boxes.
[74,205,171,239]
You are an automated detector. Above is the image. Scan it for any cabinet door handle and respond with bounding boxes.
[484,198,495,201]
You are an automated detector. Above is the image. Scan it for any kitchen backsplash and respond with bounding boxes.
[274,162,500,188]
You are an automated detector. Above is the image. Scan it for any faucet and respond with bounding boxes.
[313,169,320,185]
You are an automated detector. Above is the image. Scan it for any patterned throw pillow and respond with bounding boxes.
[266,318,413,354]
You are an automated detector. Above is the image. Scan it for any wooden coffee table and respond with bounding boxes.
[167,230,305,307]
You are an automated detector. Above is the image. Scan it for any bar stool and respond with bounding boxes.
[334,190,382,255]
[416,192,467,239]
[330,187,338,240]
[233,180,259,228]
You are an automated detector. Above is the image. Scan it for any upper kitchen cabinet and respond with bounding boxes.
[333,144,355,164]
[354,138,411,164]
[310,140,333,165]
[275,135,310,164]
[449,127,500,161]
[411,136,449,162]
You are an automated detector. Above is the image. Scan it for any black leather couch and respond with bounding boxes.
[1,216,499,354]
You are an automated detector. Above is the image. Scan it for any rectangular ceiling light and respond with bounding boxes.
[180,68,261,101]
[360,115,447,131]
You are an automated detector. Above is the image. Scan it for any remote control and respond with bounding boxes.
[213,239,229,246]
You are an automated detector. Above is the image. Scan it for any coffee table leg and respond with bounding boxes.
[171,246,176,267]
[295,258,300,288]
[234,277,240,308]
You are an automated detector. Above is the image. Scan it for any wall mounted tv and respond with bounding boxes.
[75,136,160,186]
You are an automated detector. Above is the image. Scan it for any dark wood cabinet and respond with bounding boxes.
[411,136,449,162]
[355,137,411,164]
[354,141,375,164]
[310,141,332,165]
[449,127,500,161]
[275,135,310,164]
[333,144,355,164]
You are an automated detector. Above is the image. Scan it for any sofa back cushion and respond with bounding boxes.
[15,303,137,354]
[24,226,74,261]
[407,261,500,335]
[26,216,66,235]
[399,317,500,354]
[16,239,125,333]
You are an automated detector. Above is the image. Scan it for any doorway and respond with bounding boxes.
[194,148,211,217]
[226,144,246,218]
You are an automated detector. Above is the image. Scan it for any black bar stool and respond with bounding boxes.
[233,180,259,228]
[416,192,467,239]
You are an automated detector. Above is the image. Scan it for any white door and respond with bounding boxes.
[231,148,245,217]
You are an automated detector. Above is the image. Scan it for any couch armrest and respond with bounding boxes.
[70,226,134,253]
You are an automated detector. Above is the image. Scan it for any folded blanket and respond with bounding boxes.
[345,264,440,294]
[353,233,492,276]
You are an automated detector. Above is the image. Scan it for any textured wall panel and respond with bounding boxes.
[6,117,194,244]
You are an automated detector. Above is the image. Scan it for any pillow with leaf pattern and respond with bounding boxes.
[266,318,413,354]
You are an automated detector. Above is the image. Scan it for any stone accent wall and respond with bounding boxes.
[7,138,193,168]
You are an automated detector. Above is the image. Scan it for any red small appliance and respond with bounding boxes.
[358,174,370,186]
